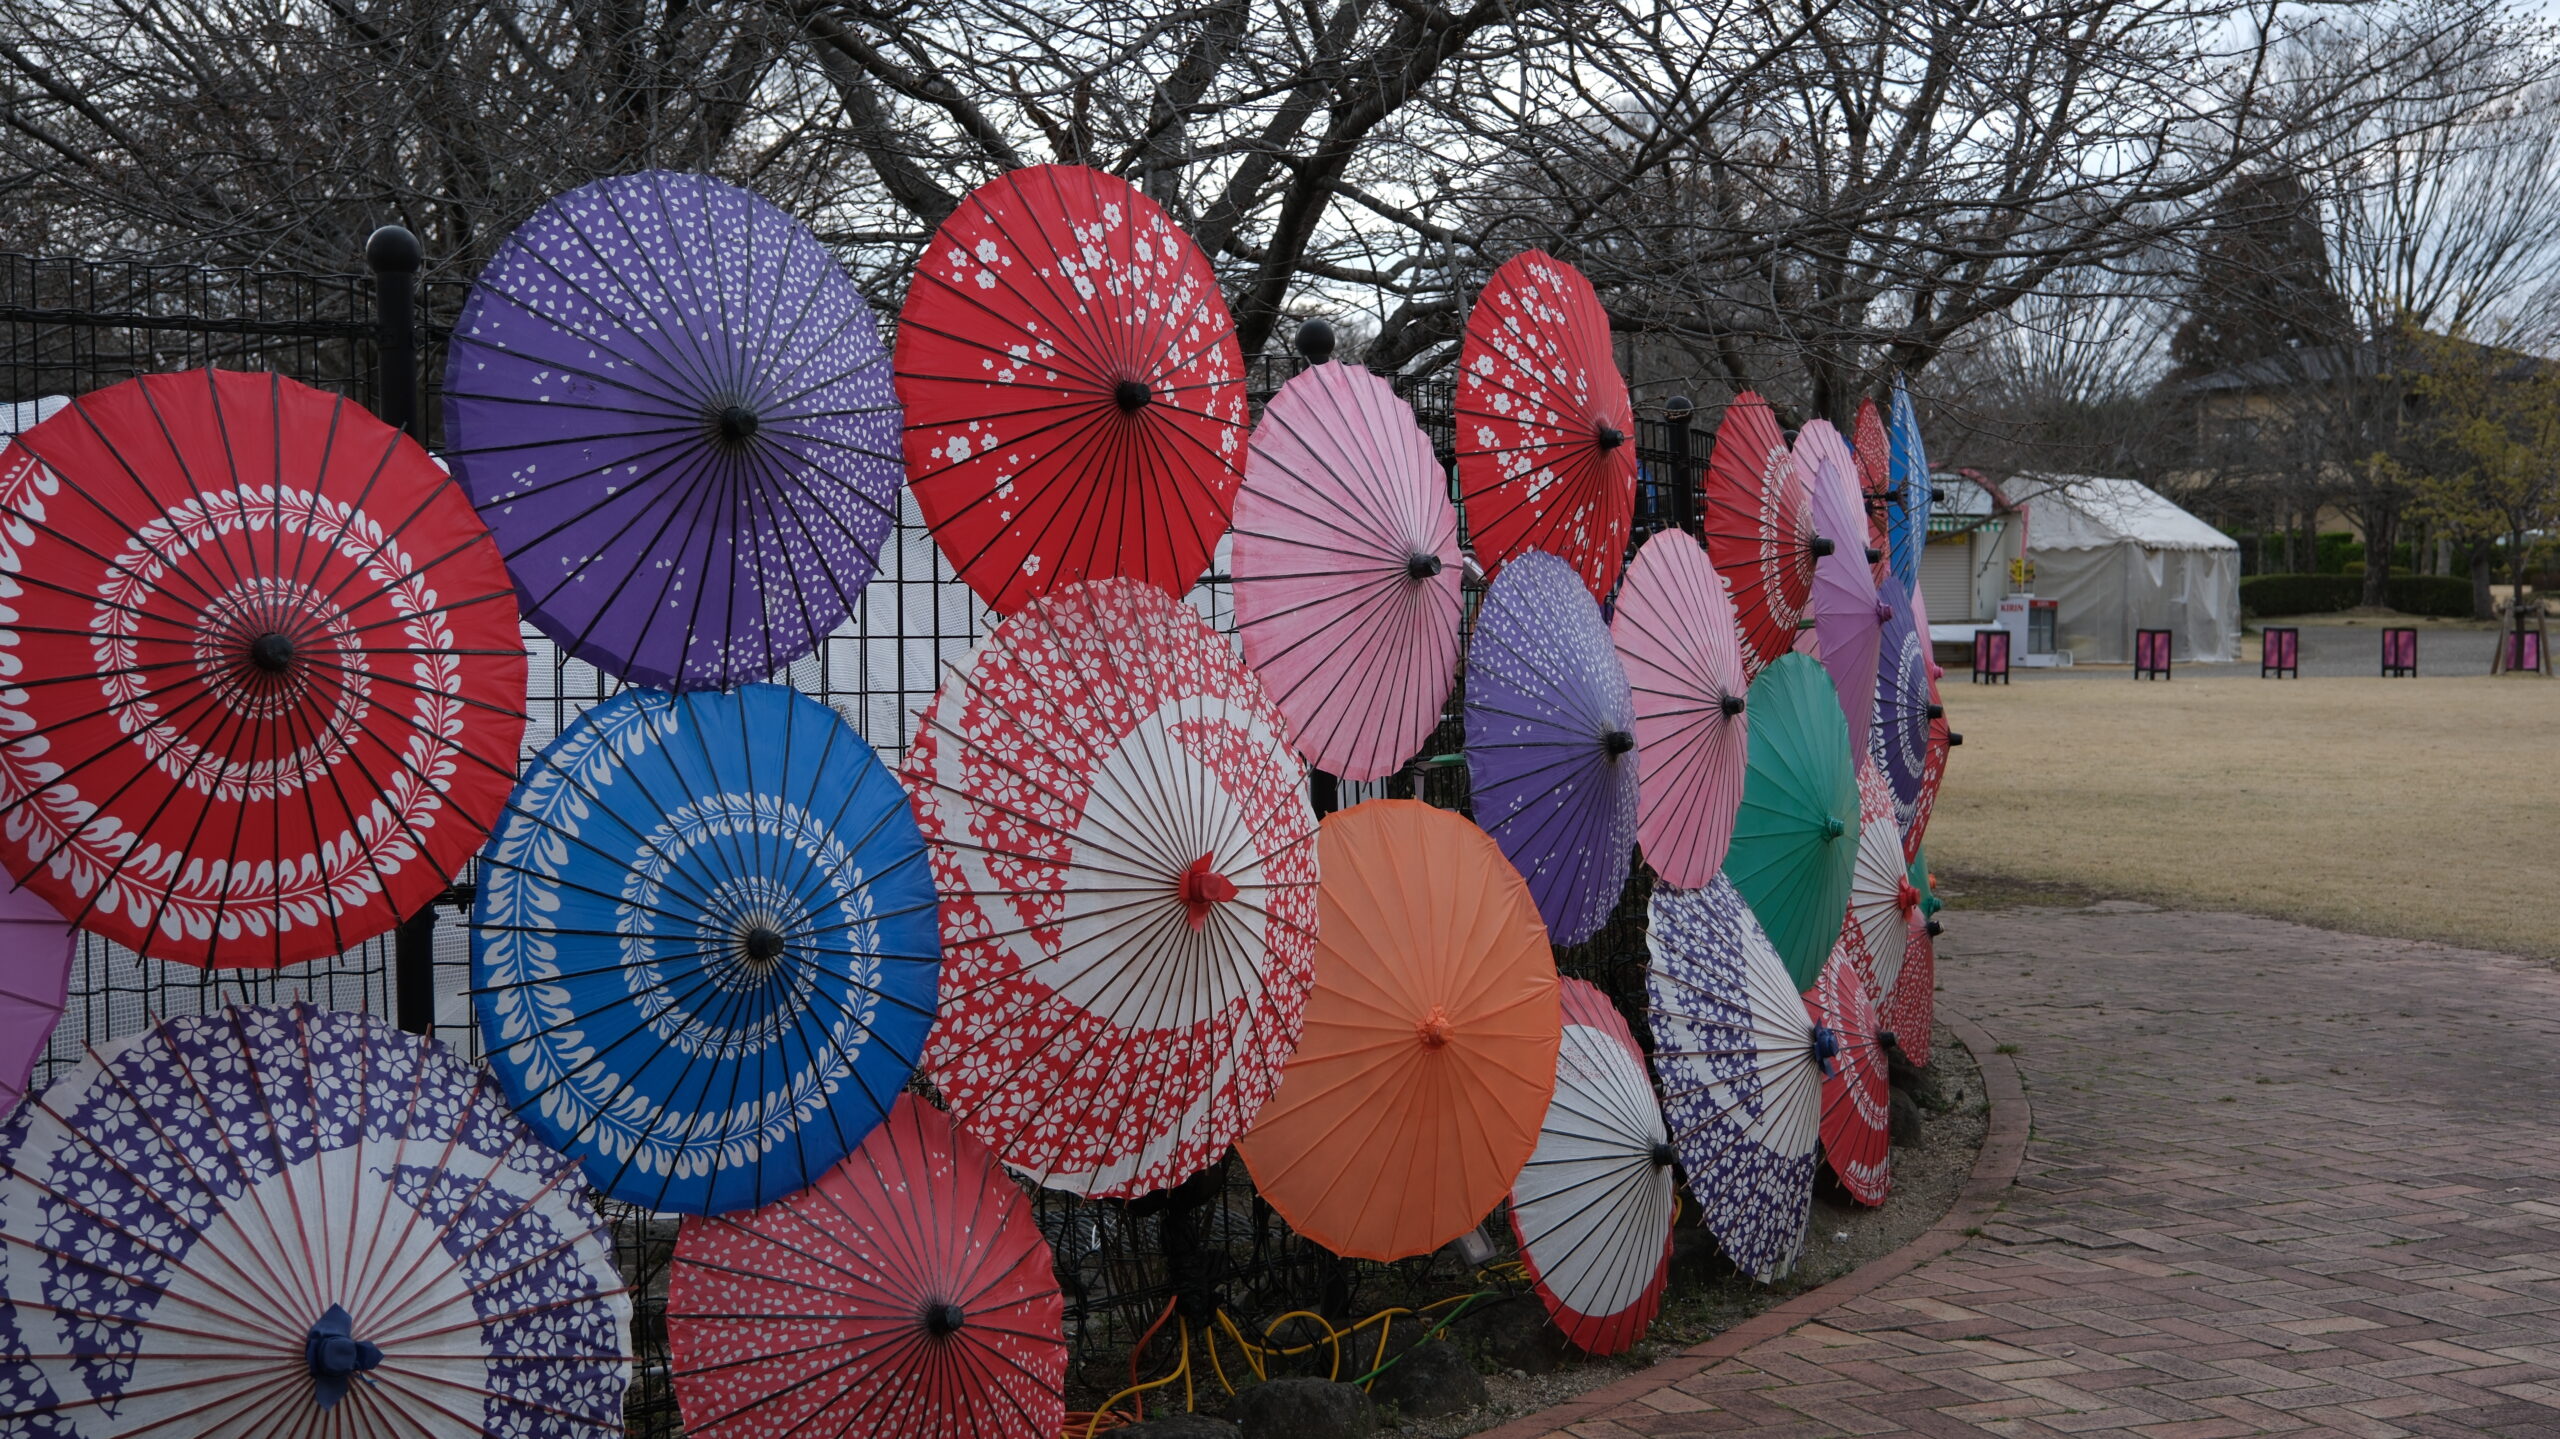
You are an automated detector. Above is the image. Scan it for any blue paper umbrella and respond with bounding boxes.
[473,683,940,1214]
[1645,877,1824,1283]
[1886,381,1933,599]
[0,1003,630,1434]
[1465,549,1640,945]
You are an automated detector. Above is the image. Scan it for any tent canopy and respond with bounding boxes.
[2008,475,2237,554]
[2006,475,2239,664]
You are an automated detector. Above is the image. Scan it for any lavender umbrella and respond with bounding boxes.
[1796,420,1884,762]
[0,885,72,1120]
[1465,549,1639,945]
[1871,579,1934,833]
[446,170,902,690]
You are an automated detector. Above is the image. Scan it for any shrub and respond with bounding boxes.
[2240,574,2359,616]
[2383,574,2475,618]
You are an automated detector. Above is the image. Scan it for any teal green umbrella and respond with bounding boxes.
[1724,654,1858,989]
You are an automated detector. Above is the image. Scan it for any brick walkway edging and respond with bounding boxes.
[1476,1006,2032,1439]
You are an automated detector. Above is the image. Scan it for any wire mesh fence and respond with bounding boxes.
[0,246,1705,1431]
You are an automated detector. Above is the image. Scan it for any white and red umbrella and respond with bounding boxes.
[1881,852,1940,1068]
[1611,529,1748,889]
[1510,979,1674,1355]
[668,1094,1065,1439]
[1703,392,1824,676]
[1456,252,1638,602]
[1232,362,1461,780]
[1845,756,1918,1001]
[905,577,1320,1197]
[1813,944,1891,1206]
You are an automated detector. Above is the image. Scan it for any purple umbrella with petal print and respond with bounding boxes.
[445,170,902,690]
[1465,549,1639,945]
[1645,876,1824,1284]
[1871,578,1933,832]
[1797,420,1885,762]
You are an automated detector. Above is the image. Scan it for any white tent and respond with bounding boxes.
[2011,475,2239,664]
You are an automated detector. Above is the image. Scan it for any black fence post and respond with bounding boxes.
[368,224,439,1035]
[1663,394,1696,537]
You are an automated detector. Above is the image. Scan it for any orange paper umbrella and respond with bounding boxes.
[1237,799,1561,1260]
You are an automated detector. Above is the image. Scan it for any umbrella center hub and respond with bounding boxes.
[1177,852,1237,931]
[1810,1024,1840,1077]
[1822,815,1846,841]
[1649,1141,1676,1168]
[1594,423,1626,451]
[1808,536,1837,558]
[1866,547,1885,566]
[1114,378,1152,413]
[923,1300,968,1337]
[741,925,787,964]
[1602,728,1635,757]
[1897,881,1920,913]
[1406,552,1444,580]
[249,631,297,674]
[712,403,761,446]
[1874,600,1894,623]
[305,1303,382,1410]
[1718,693,1746,718]
[1416,1004,1456,1050]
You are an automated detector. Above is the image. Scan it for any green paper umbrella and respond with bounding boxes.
[1724,653,1858,989]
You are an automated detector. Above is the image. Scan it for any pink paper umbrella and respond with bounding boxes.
[1796,420,1884,762]
[1233,362,1462,780]
[0,885,73,1119]
[1611,530,1748,888]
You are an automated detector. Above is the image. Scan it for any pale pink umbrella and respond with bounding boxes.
[1796,420,1885,763]
[0,884,74,1120]
[1233,362,1462,780]
[1610,530,1748,888]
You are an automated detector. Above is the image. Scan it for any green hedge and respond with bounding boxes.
[2239,573,2477,618]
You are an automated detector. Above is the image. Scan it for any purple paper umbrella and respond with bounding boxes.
[0,884,73,1120]
[1465,548,1638,945]
[1796,420,1884,761]
[1646,875,1823,1283]
[1871,577,1932,833]
[445,170,902,690]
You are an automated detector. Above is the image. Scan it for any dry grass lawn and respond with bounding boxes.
[1928,676,2560,959]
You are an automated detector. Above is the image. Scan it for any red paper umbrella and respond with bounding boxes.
[896,165,1249,615]
[668,1095,1065,1439]
[1881,888,1936,1069]
[1906,665,1955,861]
[1854,398,1894,587]
[0,370,526,966]
[1456,252,1637,602]
[1704,392,1825,676]
[1812,942,1890,1205]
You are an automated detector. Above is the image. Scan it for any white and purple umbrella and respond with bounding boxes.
[446,170,902,690]
[1646,876,1823,1283]
[1872,579,1935,833]
[1465,550,1640,945]
[1797,420,1885,761]
[0,1002,630,1434]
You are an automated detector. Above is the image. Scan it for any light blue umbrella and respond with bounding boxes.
[473,683,940,1214]
[1886,380,1933,599]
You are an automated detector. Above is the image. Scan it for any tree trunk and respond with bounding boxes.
[2469,539,2496,621]
[2358,507,2394,607]
[2295,505,2318,576]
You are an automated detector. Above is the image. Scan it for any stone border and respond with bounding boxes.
[1474,1004,2031,1438]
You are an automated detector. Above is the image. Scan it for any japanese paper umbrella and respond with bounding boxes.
[1466,549,1640,946]
[1798,419,1885,764]
[0,1002,629,1435]
[1238,800,1559,1260]
[1886,380,1934,600]
[1872,579,1935,834]
[906,577,1318,1198]
[1509,979,1674,1355]
[1879,850,1939,1068]
[1645,876,1822,1283]
[1232,361,1462,780]
[1854,397,1894,586]
[1455,251,1638,602]
[1845,756,1918,1002]
[473,683,941,1215]
[1813,943,1891,1205]
[668,1094,1064,1439]
[0,885,74,1120]
[446,169,902,690]
[1703,391,1825,676]
[1907,664,1957,861]
[1611,529,1748,889]
[896,165,1248,615]
[0,369,526,967]
[1725,654,1857,992]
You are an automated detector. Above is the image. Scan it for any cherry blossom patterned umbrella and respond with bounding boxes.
[1456,252,1638,602]
[896,165,1248,615]
[1645,877,1822,1283]
[1610,529,1748,889]
[446,170,902,690]
[1908,663,1957,861]
[1232,361,1461,780]
[1812,944,1891,1205]
[1465,550,1641,945]
[1886,381,1933,600]
[1845,757,1918,1001]
[0,1002,629,1435]
[1879,850,1939,1067]
[1703,392,1826,676]
[667,1094,1065,1439]
[906,578,1318,1197]
[1510,979,1675,1355]
[0,370,526,967]
[1872,581,1934,834]
[0,886,73,1121]
[1798,420,1886,763]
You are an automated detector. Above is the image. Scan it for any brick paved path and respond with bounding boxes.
[1512,906,2560,1438]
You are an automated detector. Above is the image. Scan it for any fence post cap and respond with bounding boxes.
[1662,393,1694,421]
[365,226,423,275]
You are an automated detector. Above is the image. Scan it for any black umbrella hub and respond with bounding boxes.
[1114,378,1153,413]
[1594,422,1627,451]
[1718,693,1745,718]
[249,631,298,674]
[923,1300,968,1337]
[1648,1140,1676,1168]
[1602,728,1635,756]
[1406,552,1444,580]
